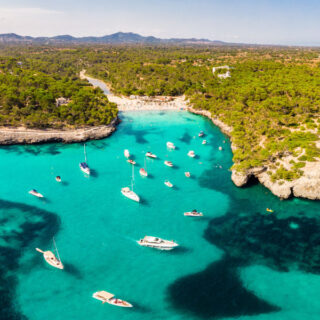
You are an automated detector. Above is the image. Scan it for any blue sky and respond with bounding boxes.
[0,0,319,45]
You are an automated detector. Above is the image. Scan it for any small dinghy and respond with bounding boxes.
[127,159,136,165]
[140,168,148,177]
[29,189,44,198]
[146,152,157,159]
[164,180,173,188]
[184,209,203,217]
[219,146,223,151]
[93,291,133,308]
[187,150,196,158]
[185,172,191,178]
[124,149,130,158]
[202,140,207,145]
[137,236,178,250]
[35,238,63,269]
[164,161,173,167]
[166,142,176,150]
[198,131,204,137]
[55,176,61,182]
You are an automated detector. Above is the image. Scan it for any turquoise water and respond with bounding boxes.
[1,111,320,320]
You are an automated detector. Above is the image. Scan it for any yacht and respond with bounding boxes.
[127,159,136,165]
[184,210,203,217]
[164,180,173,188]
[198,131,204,137]
[185,172,191,178]
[146,152,157,159]
[29,189,44,198]
[80,144,90,174]
[166,142,176,150]
[137,236,178,250]
[164,161,173,167]
[121,187,140,202]
[140,168,148,177]
[202,140,207,145]
[35,238,63,269]
[124,149,130,158]
[187,150,196,158]
[93,291,133,308]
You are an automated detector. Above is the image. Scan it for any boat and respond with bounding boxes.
[202,140,207,145]
[124,149,130,158]
[146,152,157,159]
[184,209,203,217]
[266,208,274,213]
[164,180,173,188]
[121,165,140,202]
[55,176,61,182]
[187,150,196,158]
[80,144,90,174]
[164,161,173,167]
[185,172,191,178]
[219,146,223,151]
[137,236,178,250]
[127,159,136,165]
[166,142,176,150]
[93,291,133,308]
[198,131,204,137]
[35,238,63,270]
[29,189,44,198]
[140,168,148,177]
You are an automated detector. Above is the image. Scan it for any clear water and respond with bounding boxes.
[1,111,320,320]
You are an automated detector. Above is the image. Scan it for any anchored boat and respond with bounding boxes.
[187,150,196,158]
[80,144,90,175]
[124,149,130,158]
[29,189,44,198]
[164,180,173,188]
[146,152,157,159]
[127,159,136,165]
[166,142,176,150]
[185,172,191,178]
[121,165,140,202]
[198,130,204,137]
[202,140,207,145]
[93,291,133,308]
[184,209,203,217]
[137,236,178,250]
[35,238,63,269]
[164,160,173,167]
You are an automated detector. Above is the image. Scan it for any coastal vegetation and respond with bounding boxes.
[1,44,320,182]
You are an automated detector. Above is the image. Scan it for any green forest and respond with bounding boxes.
[1,44,320,181]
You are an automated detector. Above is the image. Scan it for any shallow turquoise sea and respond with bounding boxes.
[1,111,320,320]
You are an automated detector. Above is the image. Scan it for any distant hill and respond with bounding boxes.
[0,32,230,45]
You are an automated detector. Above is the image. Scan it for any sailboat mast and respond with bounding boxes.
[53,237,61,262]
[131,164,134,190]
[84,144,87,163]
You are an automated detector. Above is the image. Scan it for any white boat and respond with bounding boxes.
[145,152,157,159]
[202,140,207,145]
[93,291,133,308]
[80,144,90,174]
[184,210,203,217]
[35,238,63,269]
[219,146,223,151]
[198,131,204,137]
[187,150,196,158]
[185,172,191,178]
[29,189,44,198]
[137,236,178,250]
[127,159,136,165]
[121,165,140,202]
[124,149,130,158]
[164,160,173,167]
[166,142,176,150]
[164,180,173,188]
[140,168,148,177]
[55,176,62,182]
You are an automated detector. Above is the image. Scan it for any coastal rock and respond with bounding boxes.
[0,118,118,145]
[231,170,250,187]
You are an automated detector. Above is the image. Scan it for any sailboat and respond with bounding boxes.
[121,164,140,202]
[80,144,90,174]
[35,237,64,270]
[139,157,148,177]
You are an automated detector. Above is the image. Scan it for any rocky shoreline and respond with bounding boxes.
[0,118,118,145]
[187,107,320,201]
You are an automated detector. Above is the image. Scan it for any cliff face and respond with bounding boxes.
[0,118,118,145]
[188,107,320,200]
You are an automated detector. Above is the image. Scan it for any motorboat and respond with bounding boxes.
[266,208,274,213]
[202,140,207,145]
[164,161,173,167]
[80,144,90,174]
[127,159,136,165]
[137,236,178,250]
[35,238,63,269]
[124,149,130,158]
[146,152,157,159]
[185,172,191,178]
[164,180,173,188]
[140,168,148,177]
[29,189,44,198]
[219,146,223,151]
[166,142,176,150]
[187,150,196,158]
[198,131,204,137]
[80,162,90,174]
[121,187,140,202]
[184,210,203,217]
[55,176,62,182]
[93,291,133,308]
